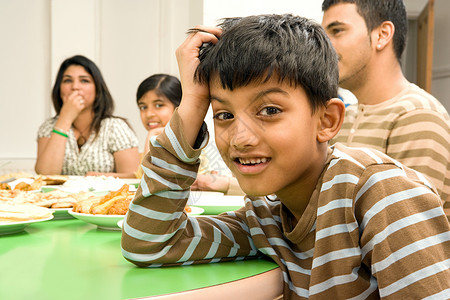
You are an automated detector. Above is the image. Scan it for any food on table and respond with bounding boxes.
[73,184,135,215]
[0,189,98,209]
[39,175,69,185]
[0,175,68,191]
[72,184,192,216]
[0,203,52,224]
[0,172,34,182]
[62,175,127,193]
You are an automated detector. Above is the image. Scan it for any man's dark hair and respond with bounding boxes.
[322,0,408,62]
[195,14,339,112]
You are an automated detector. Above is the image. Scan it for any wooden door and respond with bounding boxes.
[416,0,435,92]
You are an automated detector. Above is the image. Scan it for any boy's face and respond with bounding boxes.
[210,77,326,197]
[322,3,374,90]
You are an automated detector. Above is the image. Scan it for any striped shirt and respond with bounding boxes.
[121,110,450,299]
[331,83,450,206]
[37,117,139,175]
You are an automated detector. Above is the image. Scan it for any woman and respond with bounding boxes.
[136,74,243,194]
[35,55,140,178]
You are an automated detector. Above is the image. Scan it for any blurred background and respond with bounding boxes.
[0,0,448,174]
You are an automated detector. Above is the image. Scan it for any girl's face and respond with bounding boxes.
[60,65,96,107]
[138,90,176,131]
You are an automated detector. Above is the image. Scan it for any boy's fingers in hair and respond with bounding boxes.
[176,27,219,67]
[187,25,222,39]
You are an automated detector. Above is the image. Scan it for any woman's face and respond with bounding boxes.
[137,90,176,131]
[60,65,96,108]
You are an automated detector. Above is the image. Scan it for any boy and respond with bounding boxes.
[321,0,450,204]
[122,14,450,299]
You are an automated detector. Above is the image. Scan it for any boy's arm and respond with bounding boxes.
[121,27,259,267]
[121,110,258,267]
[175,26,221,146]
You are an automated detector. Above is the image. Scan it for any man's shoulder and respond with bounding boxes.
[392,84,448,115]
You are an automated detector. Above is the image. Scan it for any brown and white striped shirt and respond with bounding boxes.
[122,110,450,299]
[331,84,450,206]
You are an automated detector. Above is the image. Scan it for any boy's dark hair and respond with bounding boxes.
[322,0,408,62]
[136,74,182,107]
[195,14,339,112]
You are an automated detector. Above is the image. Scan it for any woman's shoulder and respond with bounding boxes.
[37,117,57,136]
[101,117,132,128]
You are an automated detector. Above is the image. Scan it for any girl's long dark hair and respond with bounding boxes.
[136,73,182,107]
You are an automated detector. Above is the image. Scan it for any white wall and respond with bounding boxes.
[0,0,203,174]
[0,0,50,173]
[203,0,323,25]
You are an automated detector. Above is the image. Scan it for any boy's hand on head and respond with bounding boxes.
[175,25,221,146]
[176,26,221,106]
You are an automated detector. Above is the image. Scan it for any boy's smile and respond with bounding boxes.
[210,77,328,203]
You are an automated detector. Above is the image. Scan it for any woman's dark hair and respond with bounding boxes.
[194,14,339,112]
[322,0,408,62]
[136,74,182,107]
[51,55,117,137]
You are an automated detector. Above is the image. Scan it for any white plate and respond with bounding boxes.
[51,208,73,220]
[117,219,124,229]
[68,210,124,231]
[62,176,131,193]
[0,216,54,236]
[187,206,204,216]
[193,195,245,215]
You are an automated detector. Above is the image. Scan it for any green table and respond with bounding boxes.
[0,219,280,300]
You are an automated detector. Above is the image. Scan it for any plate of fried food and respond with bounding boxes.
[0,203,54,235]
[69,184,134,230]
[0,189,98,220]
[0,174,69,191]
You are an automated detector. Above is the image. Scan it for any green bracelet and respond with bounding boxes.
[52,128,69,138]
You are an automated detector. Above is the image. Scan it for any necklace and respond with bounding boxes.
[75,125,91,148]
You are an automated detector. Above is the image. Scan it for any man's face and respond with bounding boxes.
[210,77,325,197]
[322,3,374,90]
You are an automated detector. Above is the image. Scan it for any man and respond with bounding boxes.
[322,0,450,205]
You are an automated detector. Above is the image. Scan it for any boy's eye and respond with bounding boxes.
[213,112,234,121]
[138,105,147,111]
[259,106,281,116]
[155,103,164,108]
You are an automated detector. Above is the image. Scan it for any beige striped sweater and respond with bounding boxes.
[331,84,450,206]
[122,111,450,299]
